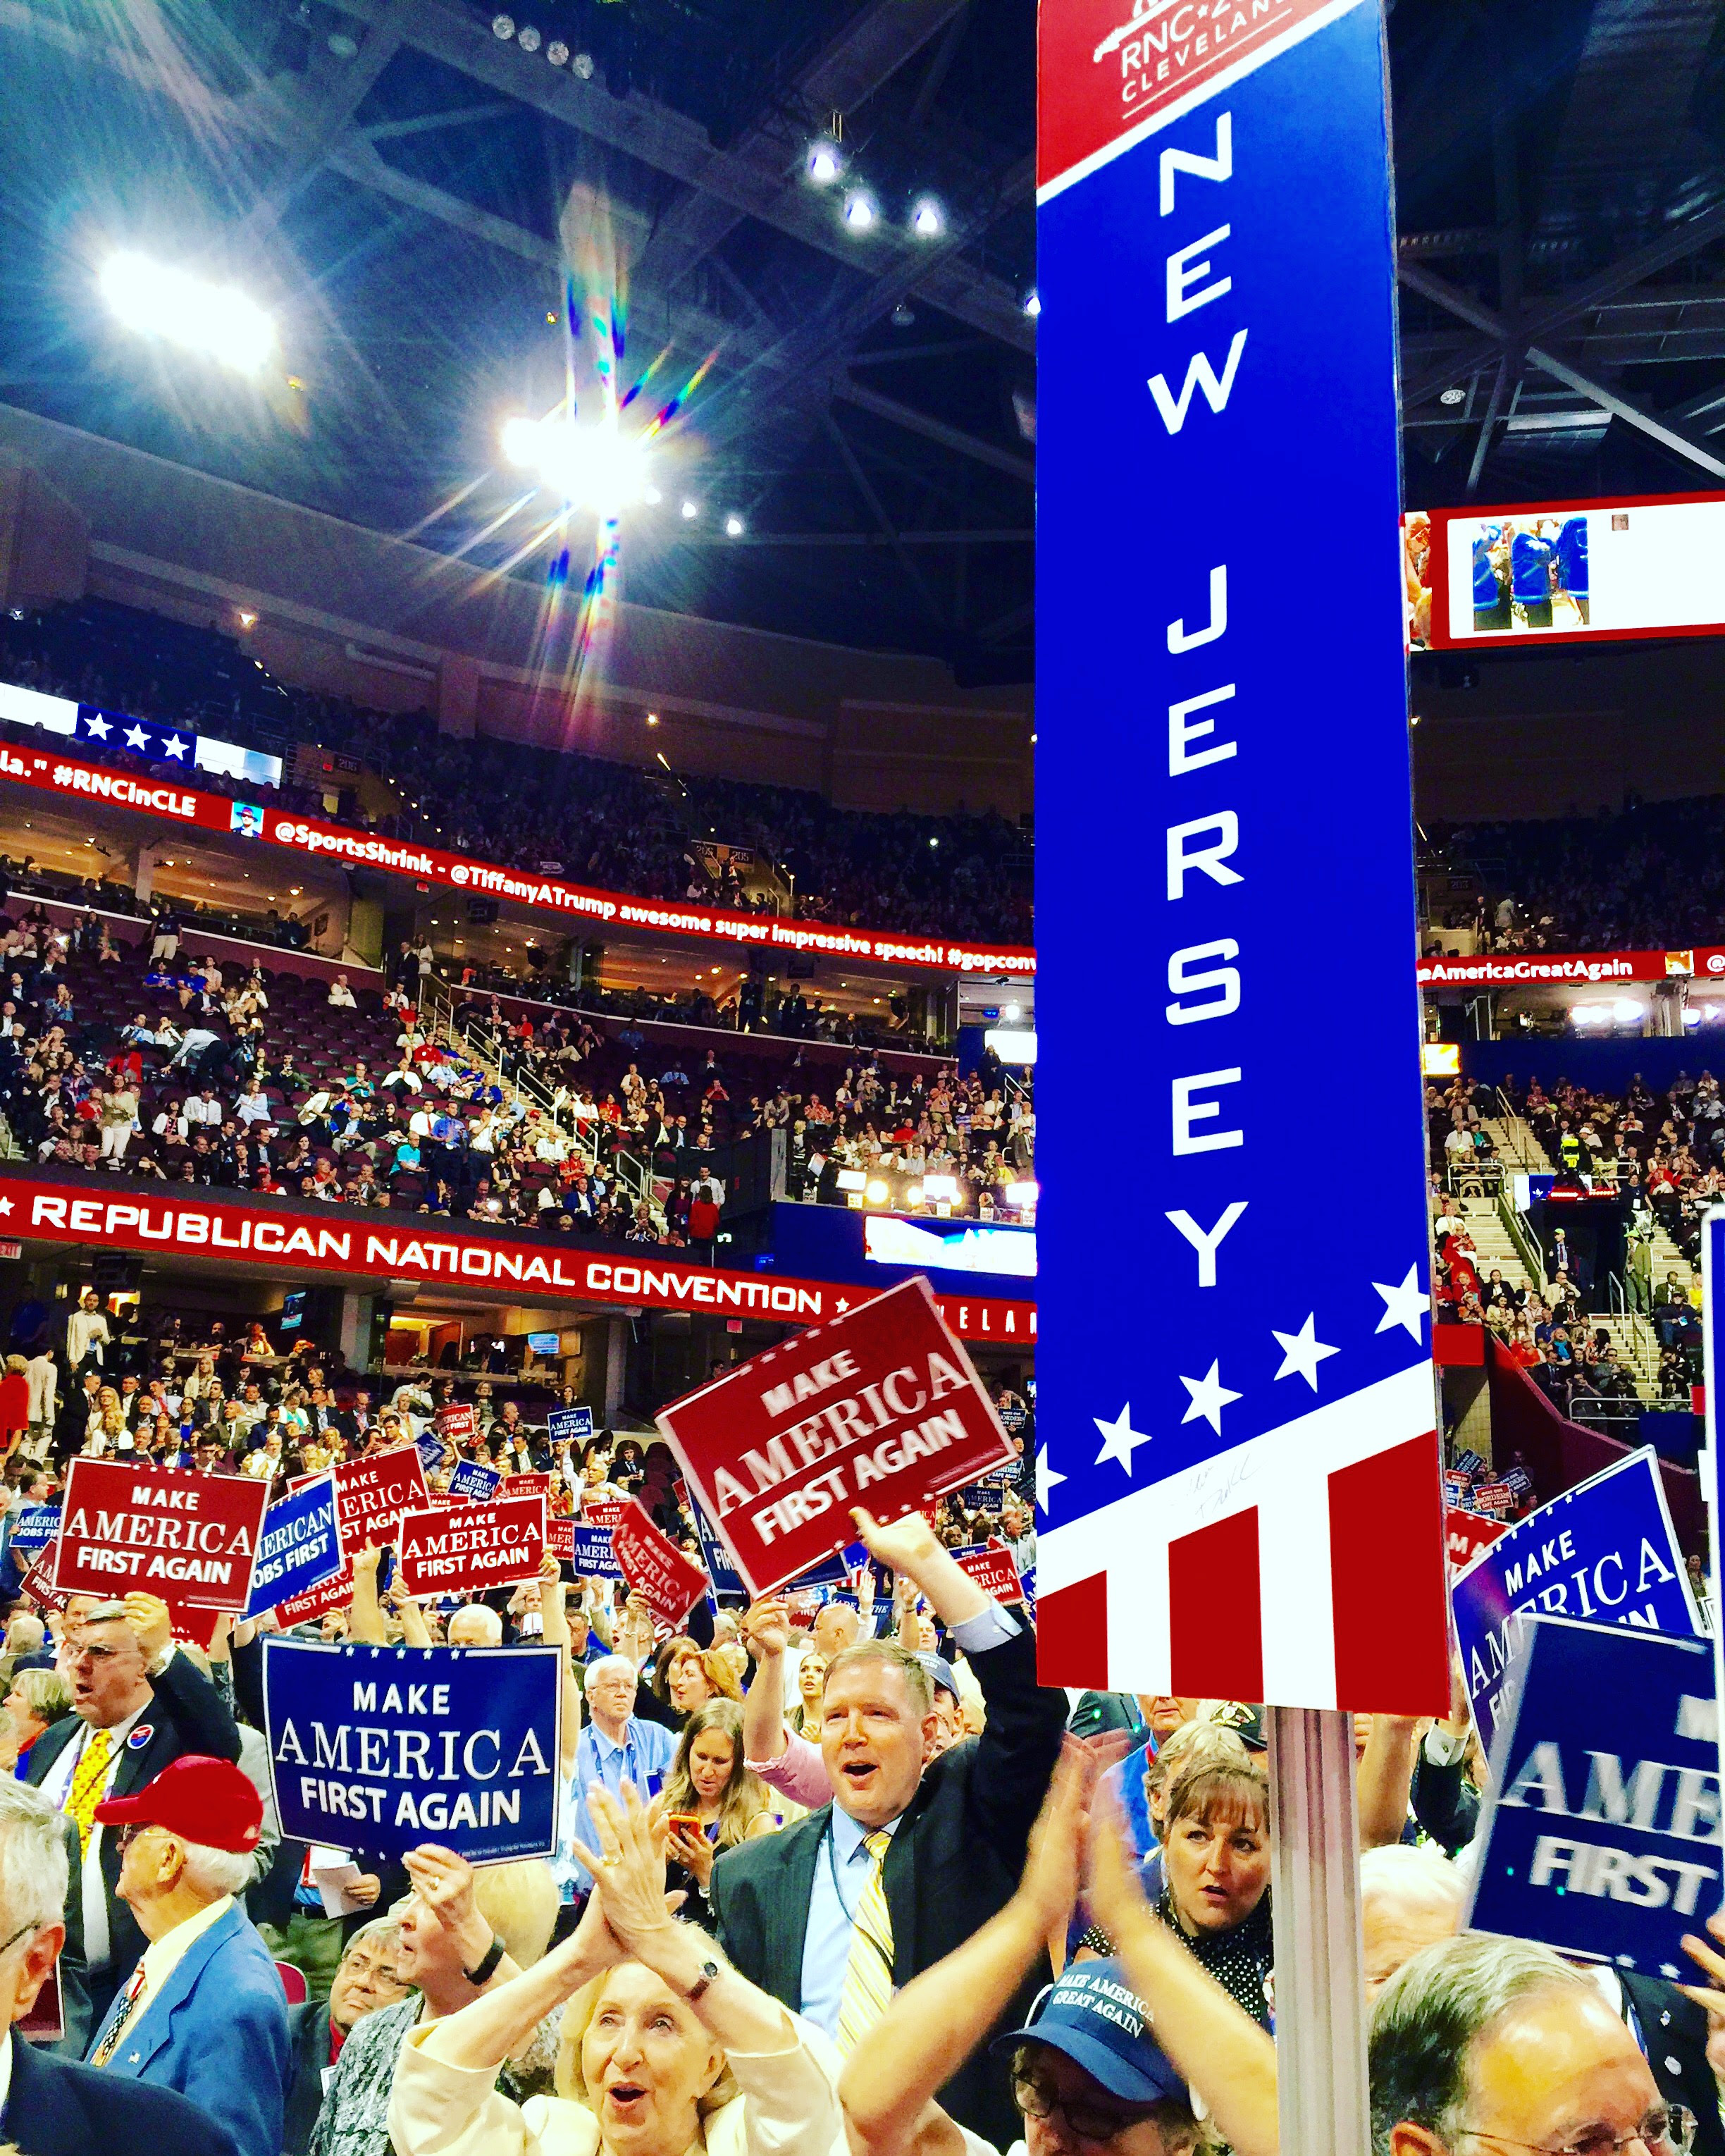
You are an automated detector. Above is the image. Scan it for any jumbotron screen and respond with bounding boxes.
[1404,491,1725,651]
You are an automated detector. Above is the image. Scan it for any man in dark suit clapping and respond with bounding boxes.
[711,1507,1065,2148]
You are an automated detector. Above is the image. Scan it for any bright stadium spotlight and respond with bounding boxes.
[99,252,276,374]
[547,38,569,64]
[724,512,745,536]
[910,195,945,238]
[807,138,843,185]
[492,12,515,35]
[843,190,877,232]
[501,412,649,517]
[517,23,540,49]
[865,1179,890,1206]
[680,498,700,520]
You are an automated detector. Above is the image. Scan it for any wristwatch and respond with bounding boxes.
[463,1935,507,1986]
[685,1959,719,2002]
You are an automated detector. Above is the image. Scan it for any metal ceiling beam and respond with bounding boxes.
[822,408,948,626]
[1399,261,1725,478]
[360,99,517,141]
[1401,200,1725,408]
[835,381,1034,482]
[0,0,1032,497]
[636,0,972,295]
[237,0,420,239]
[321,0,1035,352]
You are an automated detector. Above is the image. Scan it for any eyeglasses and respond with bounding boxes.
[0,1920,38,1959]
[113,1822,162,1853]
[1011,2071,1160,2143]
[1456,2109,1698,2156]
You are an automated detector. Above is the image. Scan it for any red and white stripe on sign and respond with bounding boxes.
[1034,1365,1449,1714]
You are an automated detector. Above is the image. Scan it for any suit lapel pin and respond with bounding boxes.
[127,1725,154,1750]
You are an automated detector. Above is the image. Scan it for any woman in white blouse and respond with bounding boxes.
[389,1782,838,2156]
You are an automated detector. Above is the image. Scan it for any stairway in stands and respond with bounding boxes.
[1483,1099,1689,1399]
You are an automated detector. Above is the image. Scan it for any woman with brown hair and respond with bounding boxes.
[1155,1759,1274,2029]
[647,1701,774,1928]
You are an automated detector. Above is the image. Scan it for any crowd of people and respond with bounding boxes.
[0,1369,1710,2156]
[1427,1071,1709,1406]
[1421,796,1725,957]
[0,598,1032,948]
[0,904,1034,1242]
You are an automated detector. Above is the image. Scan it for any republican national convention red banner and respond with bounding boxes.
[0,1174,1034,1345]
[0,739,1034,980]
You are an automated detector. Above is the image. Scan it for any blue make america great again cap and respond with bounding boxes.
[991,1959,1185,2105]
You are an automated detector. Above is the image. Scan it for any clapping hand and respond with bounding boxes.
[570,1782,677,1956]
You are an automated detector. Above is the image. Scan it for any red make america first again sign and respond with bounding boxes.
[657,1276,1013,1601]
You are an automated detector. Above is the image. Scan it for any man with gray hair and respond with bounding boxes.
[85,1754,290,2156]
[1369,1933,1685,2156]
[1360,1843,1465,2003]
[0,1778,233,2156]
[561,1649,676,1895]
[25,1591,240,2035]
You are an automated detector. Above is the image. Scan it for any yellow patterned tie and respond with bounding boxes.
[65,1727,113,1861]
[835,1830,895,2055]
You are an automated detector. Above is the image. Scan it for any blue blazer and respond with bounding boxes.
[85,1901,289,2156]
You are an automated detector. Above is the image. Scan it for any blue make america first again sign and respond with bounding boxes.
[1034,0,1447,1711]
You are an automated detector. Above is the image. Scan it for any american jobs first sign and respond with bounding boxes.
[657,1276,1012,1599]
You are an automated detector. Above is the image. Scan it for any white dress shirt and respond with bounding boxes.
[38,1704,152,1971]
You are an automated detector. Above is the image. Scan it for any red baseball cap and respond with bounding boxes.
[94,1754,264,1854]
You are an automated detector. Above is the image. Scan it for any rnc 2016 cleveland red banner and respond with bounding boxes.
[0,1173,1032,1345]
[0,739,1032,980]
[1035,0,1448,1711]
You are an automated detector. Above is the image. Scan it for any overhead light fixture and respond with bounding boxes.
[547,38,568,63]
[843,190,877,232]
[517,22,540,49]
[724,513,745,536]
[891,302,916,328]
[327,30,358,58]
[99,252,276,374]
[680,498,700,521]
[645,712,660,726]
[910,196,945,238]
[236,610,256,630]
[641,483,662,504]
[1022,287,1041,318]
[572,50,595,78]
[1440,386,1466,406]
[500,412,650,517]
[807,139,843,185]
[492,12,515,35]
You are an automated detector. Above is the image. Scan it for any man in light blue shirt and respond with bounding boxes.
[559,1653,675,1899]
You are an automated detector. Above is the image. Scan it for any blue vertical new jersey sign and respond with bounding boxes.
[1036,0,1447,1711]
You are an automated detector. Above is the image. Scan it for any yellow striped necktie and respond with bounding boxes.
[835,1828,895,2055]
[65,1727,113,1861]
